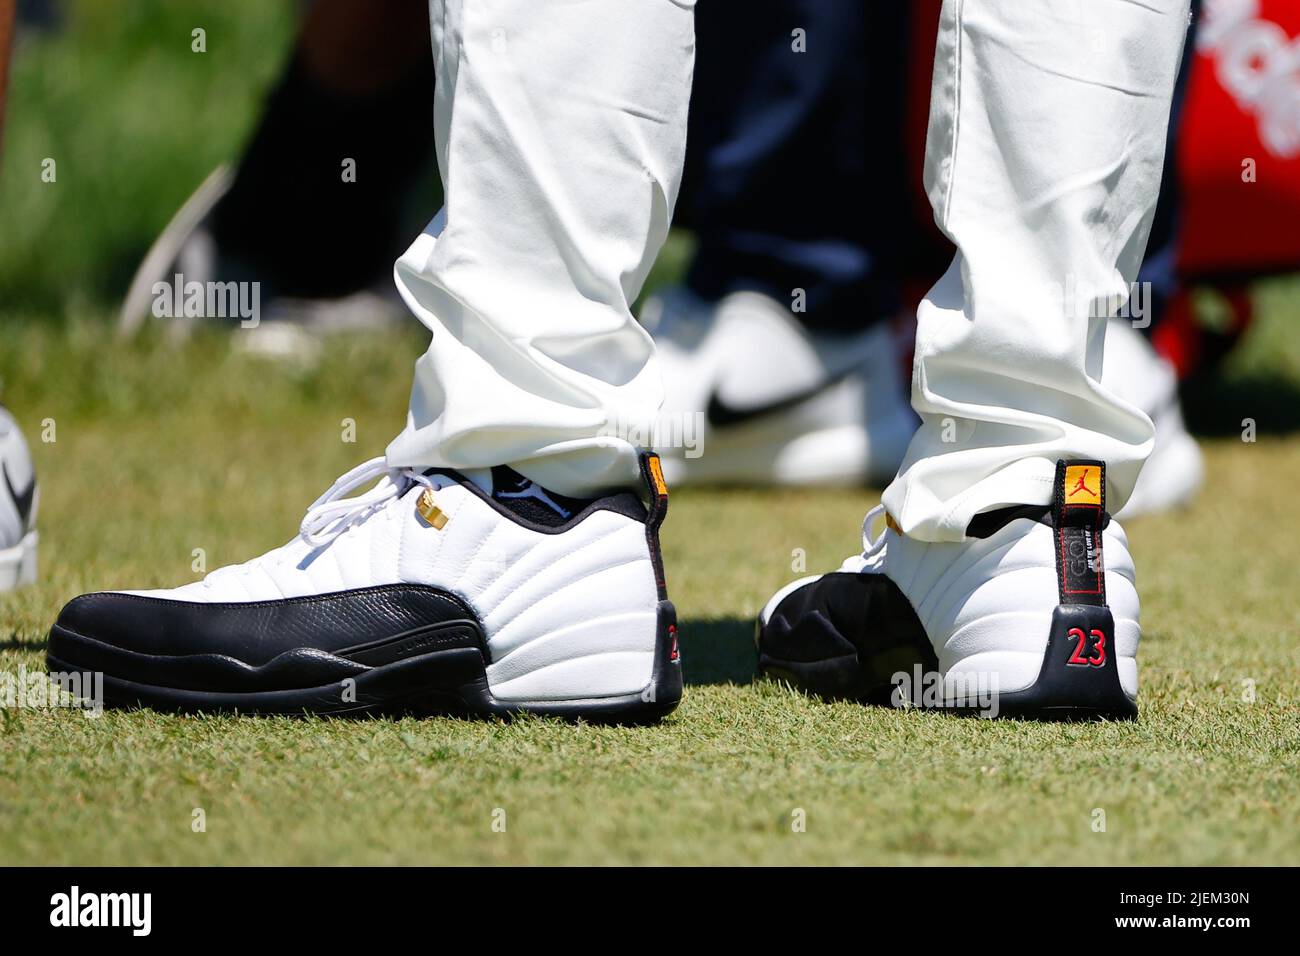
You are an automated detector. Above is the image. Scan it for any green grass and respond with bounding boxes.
[0,317,1298,866]
[0,0,1297,866]
[0,1,295,311]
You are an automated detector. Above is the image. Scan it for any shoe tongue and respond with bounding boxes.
[419,465,586,524]
[489,465,531,498]
[460,467,494,495]
[488,465,589,524]
[419,466,492,495]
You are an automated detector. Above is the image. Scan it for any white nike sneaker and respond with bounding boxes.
[757,460,1139,720]
[640,288,916,486]
[1104,318,1203,519]
[0,405,39,592]
[48,455,681,720]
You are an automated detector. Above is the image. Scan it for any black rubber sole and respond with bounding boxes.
[46,600,682,724]
[987,605,1137,721]
[757,573,1137,721]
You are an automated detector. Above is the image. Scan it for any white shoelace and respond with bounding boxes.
[298,457,435,548]
[860,503,889,559]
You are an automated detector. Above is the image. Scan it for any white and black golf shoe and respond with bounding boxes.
[757,460,1140,720]
[0,405,39,592]
[48,454,681,721]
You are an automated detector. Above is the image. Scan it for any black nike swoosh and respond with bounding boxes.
[706,368,854,428]
[3,462,35,529]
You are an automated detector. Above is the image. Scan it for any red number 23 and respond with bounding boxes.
[1066,627,1107,667]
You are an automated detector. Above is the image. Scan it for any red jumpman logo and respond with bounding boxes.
[1068,468,1095,498]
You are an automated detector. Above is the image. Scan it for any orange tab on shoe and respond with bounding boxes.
[1052,459,1106,605]
[1063,464,1102,506]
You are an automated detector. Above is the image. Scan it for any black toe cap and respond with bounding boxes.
[51,584,483,664]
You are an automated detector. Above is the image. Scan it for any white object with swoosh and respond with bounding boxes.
[0,405,38,592]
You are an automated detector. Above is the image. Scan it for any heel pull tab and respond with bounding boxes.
[1052,460,1107,606]
[639,452,669,600]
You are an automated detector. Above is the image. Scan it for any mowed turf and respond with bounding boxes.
[0,317,1297,866]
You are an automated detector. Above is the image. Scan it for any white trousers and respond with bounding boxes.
[882,0,1192,541]
[385,0,694,497]
[388,0,1189,536]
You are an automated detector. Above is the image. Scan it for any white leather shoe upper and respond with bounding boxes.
[122,464,661,702]
[834,512,1140,698]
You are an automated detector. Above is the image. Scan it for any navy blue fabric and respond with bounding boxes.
[679,0,914,332]
[680,0,1199,337]
[1137,0,1201,330]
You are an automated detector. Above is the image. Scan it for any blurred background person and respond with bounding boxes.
[645,0,1203,522]
[116,0,1300,520]
[117,0,436,354]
